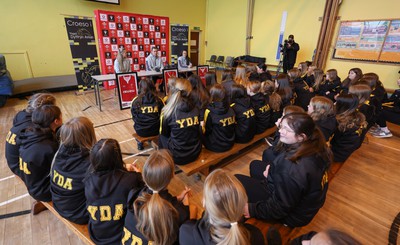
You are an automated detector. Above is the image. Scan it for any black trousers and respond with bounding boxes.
[235,160,271,203]
[376,108,400,127]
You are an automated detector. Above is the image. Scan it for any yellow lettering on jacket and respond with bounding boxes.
[259,104,270,113]
[176,116,199,128]
[243,109,255,118]
[87,204,125,222]
[52,170,73,190]
[140,106,158,113]
[121,227,150,245]
[321,171,328,190]
[6,131,17,145]
[219,116,236,127]
[19,158,31,175]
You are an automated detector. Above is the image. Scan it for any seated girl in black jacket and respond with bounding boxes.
[122,149,191,245]
[330,94,367,162]
[203,84,236,152]
[18,105,62,207]
[247,80,272,134]
[84,139,144,245]
[308,96,336,141]
[236,112,332,227]
[289,68,313,111]
[180,169,265,245]
[50,116,96,224]
[230,84,256,143]
[131,78,164,149]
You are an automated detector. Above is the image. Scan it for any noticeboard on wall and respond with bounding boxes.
[332,20,400,64]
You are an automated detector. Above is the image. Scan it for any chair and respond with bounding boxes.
[206,55,217,65]
[215,56,225,67]
[224,56,234,70]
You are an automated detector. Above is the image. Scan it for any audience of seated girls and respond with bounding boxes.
[289,68,313,111]
[6,93,56,178]
[220,69,235,104]
[180,169,265,245]
[202,84,236,152]
[205,71,217,90]
[319,69,341,101]
[330,94,367,163]
[159,78,202,165]
[257,63,272,82]
[18,105,62,213]
[84,138,144,245]
[275,73,294,108]
[50,116,96,224]
[348,82,375,132]
[308,96,336,141]
[247,80,272,134]
[235,66,248,85]
[374,78,400,138]
[341,68,363,94]
[189,74,210,121]
[131,78,164,149]
[230,84,256,143]
[122,149,191,245]
[236,112,332,227]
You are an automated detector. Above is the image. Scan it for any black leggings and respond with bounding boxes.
[377,108,400,127]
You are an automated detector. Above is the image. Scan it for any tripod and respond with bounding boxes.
[275,52,285,78]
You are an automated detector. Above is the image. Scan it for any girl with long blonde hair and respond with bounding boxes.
[180,169,264,245]
[114,46,131,73]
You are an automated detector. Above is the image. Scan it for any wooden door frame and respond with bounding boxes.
[190,30,202,66]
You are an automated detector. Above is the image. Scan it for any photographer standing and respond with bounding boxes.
[282,34,300,74]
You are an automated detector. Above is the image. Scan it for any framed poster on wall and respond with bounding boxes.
[197,65,209,86]
[333,19,400,64]
[162,68,178,94]
[116,72,138,110]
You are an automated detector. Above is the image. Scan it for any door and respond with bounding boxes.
[190,31,200,66]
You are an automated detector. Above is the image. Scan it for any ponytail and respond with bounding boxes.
[134,192,178,245]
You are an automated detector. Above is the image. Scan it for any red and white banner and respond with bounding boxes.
[197,65,209,86]
[94,10,170,75]
[162,68,178,94]
[116,72,138,110]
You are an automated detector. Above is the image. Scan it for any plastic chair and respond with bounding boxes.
[224,56,234,70]
[206,55,217,65]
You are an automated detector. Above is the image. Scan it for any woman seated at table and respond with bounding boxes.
[236,112,332,228]
[178,50,192,69]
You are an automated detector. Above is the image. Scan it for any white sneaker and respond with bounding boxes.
[371,129,393,138]
[368,125,380,134]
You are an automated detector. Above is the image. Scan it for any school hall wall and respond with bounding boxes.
[0,0,206,81]
[325,0,400,90]
[205,0,400,90]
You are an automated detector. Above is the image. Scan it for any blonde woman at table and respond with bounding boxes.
[114,46,131,74]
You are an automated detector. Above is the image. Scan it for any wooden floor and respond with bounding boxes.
[0,89,399,245]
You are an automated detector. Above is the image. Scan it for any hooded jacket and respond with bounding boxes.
[121,186,189,245]
[315,115,337,142]
[18,127,59,202]
[159,97,202,165]
[131,92,164,137]
[330,124,365,162]
[179,214,265,245]
[231,97,257,143]
[5,110,33,177]
[250,93,272,134]
[50,145,91,224]
[293,77,313,111]
[202,101,236,152]
[84,169,144,245]
[248,151,330,227]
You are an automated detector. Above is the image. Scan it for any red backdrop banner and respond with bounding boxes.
[94,10,170,75]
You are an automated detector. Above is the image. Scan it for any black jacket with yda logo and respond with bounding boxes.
[231,97,256,143]
[121,186,189,245]
[202,101,236,152]
[84,169,144,245]
[131,92,164,137]
[5,110,33,177]
[50,145,91,224]
[18,127,59,202]
[250,93,272,134]
[159,98,202,165]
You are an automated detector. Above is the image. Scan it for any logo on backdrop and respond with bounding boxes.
[64,17,100,92]
[170,24,189,65]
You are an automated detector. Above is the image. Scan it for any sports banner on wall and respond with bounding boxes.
[64,17,100,92]
[94,10,170,75]
[170,24,189,66]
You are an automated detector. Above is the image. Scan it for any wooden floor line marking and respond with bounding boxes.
[372,141,400,152]
[122,148,154,160]
[0,193,29,207]
[0,175,15,182]
[119,138,135,144]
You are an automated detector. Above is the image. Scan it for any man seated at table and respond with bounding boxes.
[146,47,164,92]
